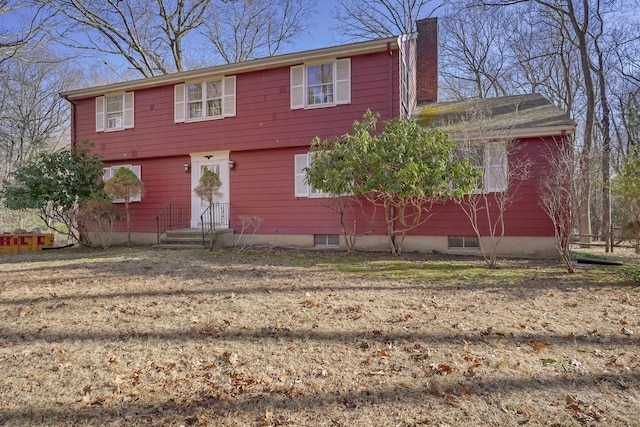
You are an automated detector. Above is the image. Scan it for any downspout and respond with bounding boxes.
[60,94,77,148]
[387,42,394,119]
[388,42,396,252]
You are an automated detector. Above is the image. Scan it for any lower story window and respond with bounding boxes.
[103,164,142,203]
[448,235,479,249]
[314,234,339,246]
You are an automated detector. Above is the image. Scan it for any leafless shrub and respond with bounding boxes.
[234,215,263,252]
[538,137,587,273]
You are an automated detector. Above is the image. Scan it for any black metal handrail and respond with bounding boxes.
[155,203,190,244]
[200,203,230,246]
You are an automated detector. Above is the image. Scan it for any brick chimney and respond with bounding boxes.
[416,18,438,104]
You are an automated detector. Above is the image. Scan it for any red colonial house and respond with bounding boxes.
[61,19,575,257]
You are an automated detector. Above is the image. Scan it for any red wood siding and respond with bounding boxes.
[72,42,559,241]
[226,136,558,238]
[73,49,402,236]
[102,135,560,238]
[412,136,557,237]
[230,147,347,234]
[73,50,401,163]
[105,156,191,233]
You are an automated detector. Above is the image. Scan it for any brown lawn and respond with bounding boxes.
[1,247,639,426]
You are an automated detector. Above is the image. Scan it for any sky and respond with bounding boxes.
[0,0,345,83]
[294,0,341,52]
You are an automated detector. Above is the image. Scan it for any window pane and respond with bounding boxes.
[307,64,334,105]
[307,83,334,105]
[465,235,479,248]
[188,102,202,119]
[106,95,123,129]
[448,236,464,248]
[314,234,339,245]
[307,64,333,85]
[207,99,222,117]
[327,234,340,245]
[455,144,484,191]
[106,95,123,113]
[107,112,123,129]
[187,84,202,102]
[206,81,221,99]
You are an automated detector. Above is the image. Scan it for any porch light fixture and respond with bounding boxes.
[184,162,190,173]
[228,159,235,170]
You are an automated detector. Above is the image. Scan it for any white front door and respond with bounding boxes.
[191,152,230,229]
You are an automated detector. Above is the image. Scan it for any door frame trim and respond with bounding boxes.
[190,151,230,228]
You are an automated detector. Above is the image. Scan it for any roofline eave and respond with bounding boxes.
[447,125,576,143]
[60,37,400,100]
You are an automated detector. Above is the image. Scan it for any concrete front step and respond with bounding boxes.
[160,236,206,244]
[153,243,206,249]
[154,228,233,250]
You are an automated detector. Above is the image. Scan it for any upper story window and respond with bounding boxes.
[187,80,222,119]
[290,58,351,110]
[307,64,334,105]
[175,76,236,123]
[96,92,134,132]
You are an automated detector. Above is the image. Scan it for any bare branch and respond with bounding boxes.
[201,0,313,64]
[331,0,441,41]
[39,0,211,76]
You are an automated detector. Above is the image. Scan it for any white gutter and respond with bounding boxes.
[449,125,576,143]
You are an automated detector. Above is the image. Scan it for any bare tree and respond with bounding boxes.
[38,0,315,76]
[1,0,56,65]
[202,0,314,64]
[331,0,441,40]
[539,138,587,273]
[613,87,640,160]
[440,0,515,99]
[41,0,212,77]
[453,107,533,268]
[481,0,625,247]
[504,4,582,113]
[0,51,75,184]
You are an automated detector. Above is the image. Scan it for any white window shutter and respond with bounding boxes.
[124,92,134,129]
[222,76,236,117]
[174,84,185,123]
[335,58,351,105]
[131,165,142,202]
[290,65,305,109]
[96,96,105,132]
[294,154,310,197]
[485,143,508,192]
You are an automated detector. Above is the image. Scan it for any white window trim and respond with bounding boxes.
[96,92,134,132]
[103,165,142,203]
[174,76,236,123]
[484,142,508,193]
[294,153,330,198]
[290,58,351,110]
[457,142,508,194]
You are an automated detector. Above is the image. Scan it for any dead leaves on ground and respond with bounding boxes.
[565,395,607,424]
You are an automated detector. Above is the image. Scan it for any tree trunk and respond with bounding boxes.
[596,33,612,252]
[566,0,595,246]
